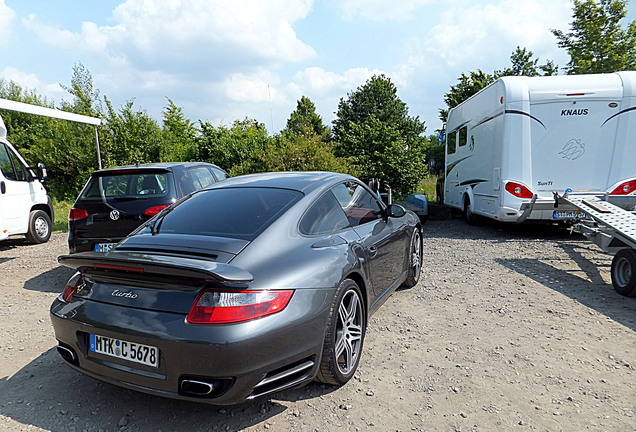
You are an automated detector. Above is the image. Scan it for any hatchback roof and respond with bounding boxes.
[91,162,222,175]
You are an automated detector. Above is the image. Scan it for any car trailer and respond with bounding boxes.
[556,192,636,296]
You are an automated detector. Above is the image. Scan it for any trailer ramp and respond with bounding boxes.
[560,193,636,296]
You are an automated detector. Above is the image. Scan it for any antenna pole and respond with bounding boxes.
[94,125,102,169]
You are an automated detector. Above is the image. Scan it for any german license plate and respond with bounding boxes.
[94,243,116,252]
[89,334,159,368]
[552,210,587,220]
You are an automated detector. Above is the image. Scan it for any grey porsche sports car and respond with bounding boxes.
[50,171,423,405]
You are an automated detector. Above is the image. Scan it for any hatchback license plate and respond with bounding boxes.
[89,334,159,368]
[94,243,116,252]
[552,210,587,220]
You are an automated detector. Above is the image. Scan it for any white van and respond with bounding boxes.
[0,113,53,243]
[442,71,636,224]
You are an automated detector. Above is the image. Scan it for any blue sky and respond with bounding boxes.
[1,0,634,134]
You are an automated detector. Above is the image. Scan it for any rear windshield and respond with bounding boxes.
[153,187,303,240]
[79,170,175,202]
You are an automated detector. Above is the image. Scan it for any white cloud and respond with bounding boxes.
[427,0,571,70]
[294,67,387,94]
[0,0,16,45]
[334,0,433,21]
[24,0,316,73]
[224,70,280,103]
[0,67,68,102]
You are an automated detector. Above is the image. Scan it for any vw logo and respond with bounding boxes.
[110,210,120,221]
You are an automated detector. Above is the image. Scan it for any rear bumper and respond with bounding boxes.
[49,288,332,405]
[501,194,636,223]
[67,234,124,253]
[499,199,586,222]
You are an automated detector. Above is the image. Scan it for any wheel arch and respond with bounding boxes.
[343,271,368,319]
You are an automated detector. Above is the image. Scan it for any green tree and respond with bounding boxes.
[60,63,101,116]
[233,132,354,176]
[283,96,329,139]
[439,70,495,123]
[495,46,558,77]
[101,98,163,168]
[440,48,557,122]
[552,0,636,74]
[160,99,198,162]
[332,74,427,198]
[196,119,270,173]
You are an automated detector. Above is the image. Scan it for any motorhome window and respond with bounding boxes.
[458,127,468,147]
[447,131,457,154]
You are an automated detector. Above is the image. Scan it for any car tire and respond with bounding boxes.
[316,279,366,386]
[611,248,636,297]
[25,210,51,244]
[403,227,422,288]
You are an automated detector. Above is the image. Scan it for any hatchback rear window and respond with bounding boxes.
[79,171,175,201]
[153,187,303,240]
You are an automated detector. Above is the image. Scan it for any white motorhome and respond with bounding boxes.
[442,71,636,224]
[0,113,52,243]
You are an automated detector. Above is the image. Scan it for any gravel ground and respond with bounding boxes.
[0,218,635,432]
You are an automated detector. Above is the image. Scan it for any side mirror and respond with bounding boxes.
[36,163,47,181]
[386,204,406,218]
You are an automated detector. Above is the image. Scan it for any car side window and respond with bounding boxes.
[332,182,383,226]
[211,167,228,181]
[189,167,217,190]
[299,191,350,235]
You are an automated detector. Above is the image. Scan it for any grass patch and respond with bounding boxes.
[416,176,440,203]
[53,199,72,232]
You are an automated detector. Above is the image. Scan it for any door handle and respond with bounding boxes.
[367,246,378,258]
[0,181,5,194]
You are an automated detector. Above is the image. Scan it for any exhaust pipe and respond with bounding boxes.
[56,345,77,363]
[180,379,216,397]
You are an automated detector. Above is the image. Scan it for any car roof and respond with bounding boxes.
[212,171,355,193]
[91,162,222,175]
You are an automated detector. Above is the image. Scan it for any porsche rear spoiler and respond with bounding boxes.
[58,251,254,284]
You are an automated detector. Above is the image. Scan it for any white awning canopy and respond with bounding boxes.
[0,98,101,126]
[0,98,104,168]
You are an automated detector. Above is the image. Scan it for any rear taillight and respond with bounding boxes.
[68,208,89,221]
[505,181,534,199]
[144,204,170,216]
[187,290,294,324]
[62,272,83,302]
[610,180,636,195]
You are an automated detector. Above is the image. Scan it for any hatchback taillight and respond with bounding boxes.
[62,272,83,302]
[610,180,636,195]
[187,290,294,324]
[144,205,170,216]
[505,181,534,199]
[69,208,89,221]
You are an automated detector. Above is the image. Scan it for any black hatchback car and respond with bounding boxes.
[68,162,228,253]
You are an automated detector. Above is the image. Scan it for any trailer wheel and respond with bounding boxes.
[611,248,636,297]
[464,197,478,225]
